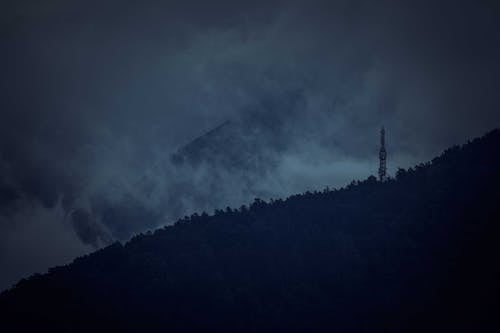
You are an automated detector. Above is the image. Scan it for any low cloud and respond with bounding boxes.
[0,200,93,290]
[1,0,499,290]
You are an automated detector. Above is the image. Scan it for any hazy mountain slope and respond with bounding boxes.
[1,129,499,332]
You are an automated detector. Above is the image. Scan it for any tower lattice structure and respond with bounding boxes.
[378,126,387,181]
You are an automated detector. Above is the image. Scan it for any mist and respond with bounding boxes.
[1,0,499,291]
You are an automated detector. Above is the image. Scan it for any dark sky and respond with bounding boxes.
[1,0,499,291]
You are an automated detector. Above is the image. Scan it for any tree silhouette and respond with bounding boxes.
[1,129,499,333]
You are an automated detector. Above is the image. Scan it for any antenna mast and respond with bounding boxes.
[378,126,387,181]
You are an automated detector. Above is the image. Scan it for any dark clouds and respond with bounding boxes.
[1,0,500,290]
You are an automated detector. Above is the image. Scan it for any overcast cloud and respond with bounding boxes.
[1,0,499,291]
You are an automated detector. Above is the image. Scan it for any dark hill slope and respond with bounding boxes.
[1,129,500,332]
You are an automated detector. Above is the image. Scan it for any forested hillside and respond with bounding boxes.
[1,129,499,332]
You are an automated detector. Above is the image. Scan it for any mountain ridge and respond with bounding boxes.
[1,128,499,332]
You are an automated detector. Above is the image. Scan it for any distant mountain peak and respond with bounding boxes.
[1,128,499,333]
